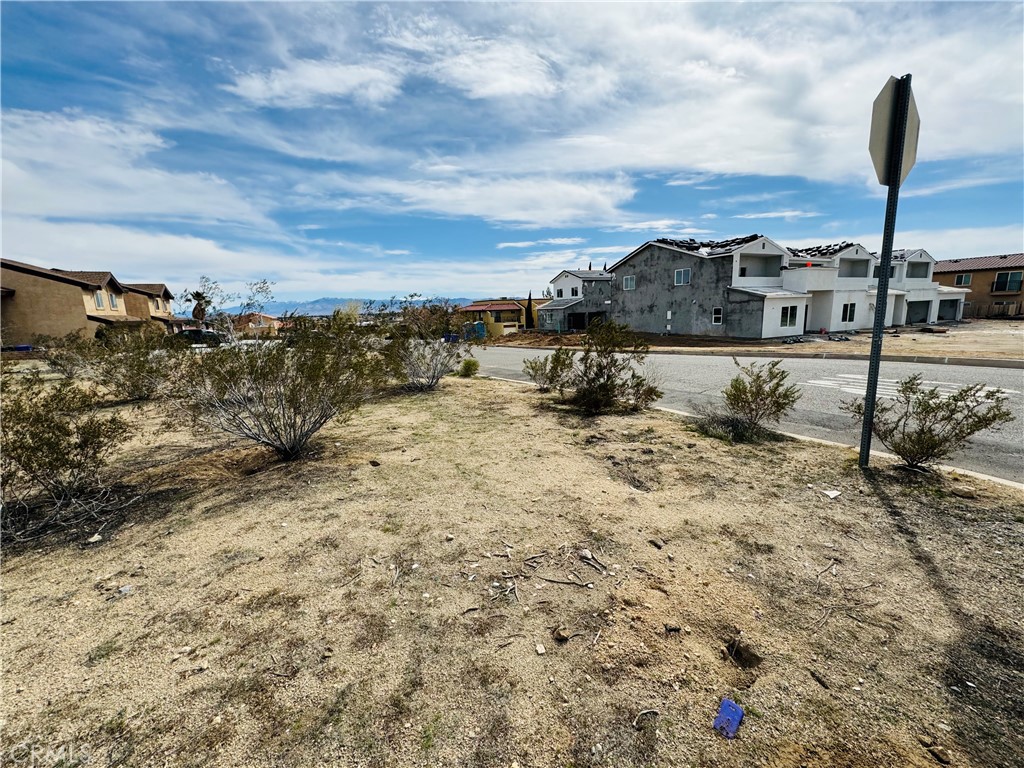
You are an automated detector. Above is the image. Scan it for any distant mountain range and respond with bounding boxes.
[225,297,481,316]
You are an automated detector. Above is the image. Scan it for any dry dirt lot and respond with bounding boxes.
[2,378,1022,767]
[495,319,1024,360]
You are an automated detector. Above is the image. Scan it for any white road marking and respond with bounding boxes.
[801,373,1018,399]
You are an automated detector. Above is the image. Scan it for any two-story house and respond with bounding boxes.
[536,270,613,331]
[782,245,968,329]
[564,236,968,340]
[607,235,808,338]
[932,253,1024,318]
[123,283,188,331]
[0,258,147,345]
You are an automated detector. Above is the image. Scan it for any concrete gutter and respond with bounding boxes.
[480,374,1024,490]
[485,344,1024,369]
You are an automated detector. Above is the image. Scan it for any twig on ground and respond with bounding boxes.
[633,710,659,728]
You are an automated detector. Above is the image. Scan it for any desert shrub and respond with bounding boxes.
[1,371,134,539]
[380,297,470,391]
[523,347,575,392]
[170,311,388,460]
[567,321,662,414]
[723,358,801,429]
[35,331,93,379]
[691,403,767,444]
[842,374,1014,469]
[91,322,176,402]
[693,358,800,443]
[458,358,480,378]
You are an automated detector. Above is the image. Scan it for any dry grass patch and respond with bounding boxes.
[2,377,1021,767]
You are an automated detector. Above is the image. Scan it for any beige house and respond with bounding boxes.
[123,283,189,331]
[233,312,280,338]
[1,258,145,346]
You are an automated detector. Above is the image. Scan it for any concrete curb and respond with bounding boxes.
[479,374,1023,490]
[485,345,1024,369]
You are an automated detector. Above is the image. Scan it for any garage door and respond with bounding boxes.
[906,300,931,324]
[937,299,959,321]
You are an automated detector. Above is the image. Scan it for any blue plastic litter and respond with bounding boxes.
[713,698,744,739]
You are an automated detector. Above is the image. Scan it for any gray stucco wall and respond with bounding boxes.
[609,244,764,338]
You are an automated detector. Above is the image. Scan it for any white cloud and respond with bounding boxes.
[497,237,586,249]
[300,173,636,228]
[733,211,823,221]
[2,110,269,226]
[700,213,718,220]
[224,60,403,108]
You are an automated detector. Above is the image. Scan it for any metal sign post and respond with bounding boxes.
[860,74,919,468]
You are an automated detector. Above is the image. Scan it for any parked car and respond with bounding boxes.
[170,329,229,347]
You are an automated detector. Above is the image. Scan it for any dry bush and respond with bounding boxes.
[523,347,574,392]
[550,321,662,414]
[379,296,470,390]
[843,374,1014,469]
[695,358,800,442]
[169,311,388,460]
[1,371,136,540]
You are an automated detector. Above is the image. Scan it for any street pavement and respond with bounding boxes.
[472,346,1024,483]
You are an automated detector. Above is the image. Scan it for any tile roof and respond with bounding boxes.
[2,258,108,289]
[125,283,175,299]
[460,301,523,312]
[53,269,127,291]
[932,253,1024,272]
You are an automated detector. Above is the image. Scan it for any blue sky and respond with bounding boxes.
[2,2,1022,301]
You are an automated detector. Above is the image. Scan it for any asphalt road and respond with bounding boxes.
[472,346,1024,483]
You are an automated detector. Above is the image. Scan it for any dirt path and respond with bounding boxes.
[2,378,1022,767]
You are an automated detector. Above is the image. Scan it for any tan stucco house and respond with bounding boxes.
[1,258,146,346]
[933,253,1024,318]
[123,283,190,331]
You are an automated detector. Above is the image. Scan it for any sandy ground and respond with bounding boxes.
[2,378,1022,767]
[494,319,1024,360]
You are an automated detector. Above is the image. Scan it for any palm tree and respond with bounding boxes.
[189,291,210,324]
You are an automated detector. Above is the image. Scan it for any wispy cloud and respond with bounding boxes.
[733,210,823,221]
[497,237,586,249]
[223,60,404,108]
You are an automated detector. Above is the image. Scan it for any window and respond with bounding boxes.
[571,286,579,297]
[94,291,104,309]
[993,271,1023,292]
[108,292,118,309]
[556,288,563,298]
[739,266,747,277]
[492,311,502,322]
[954,274,971,287]
[872,265,895,279]
[674,268,691,286]
[153,298,160,312]
[666,310,672,320]
[622,275,636,291]
[781,305,798,327]
[841,303,856,322]
[712,307,723,325]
